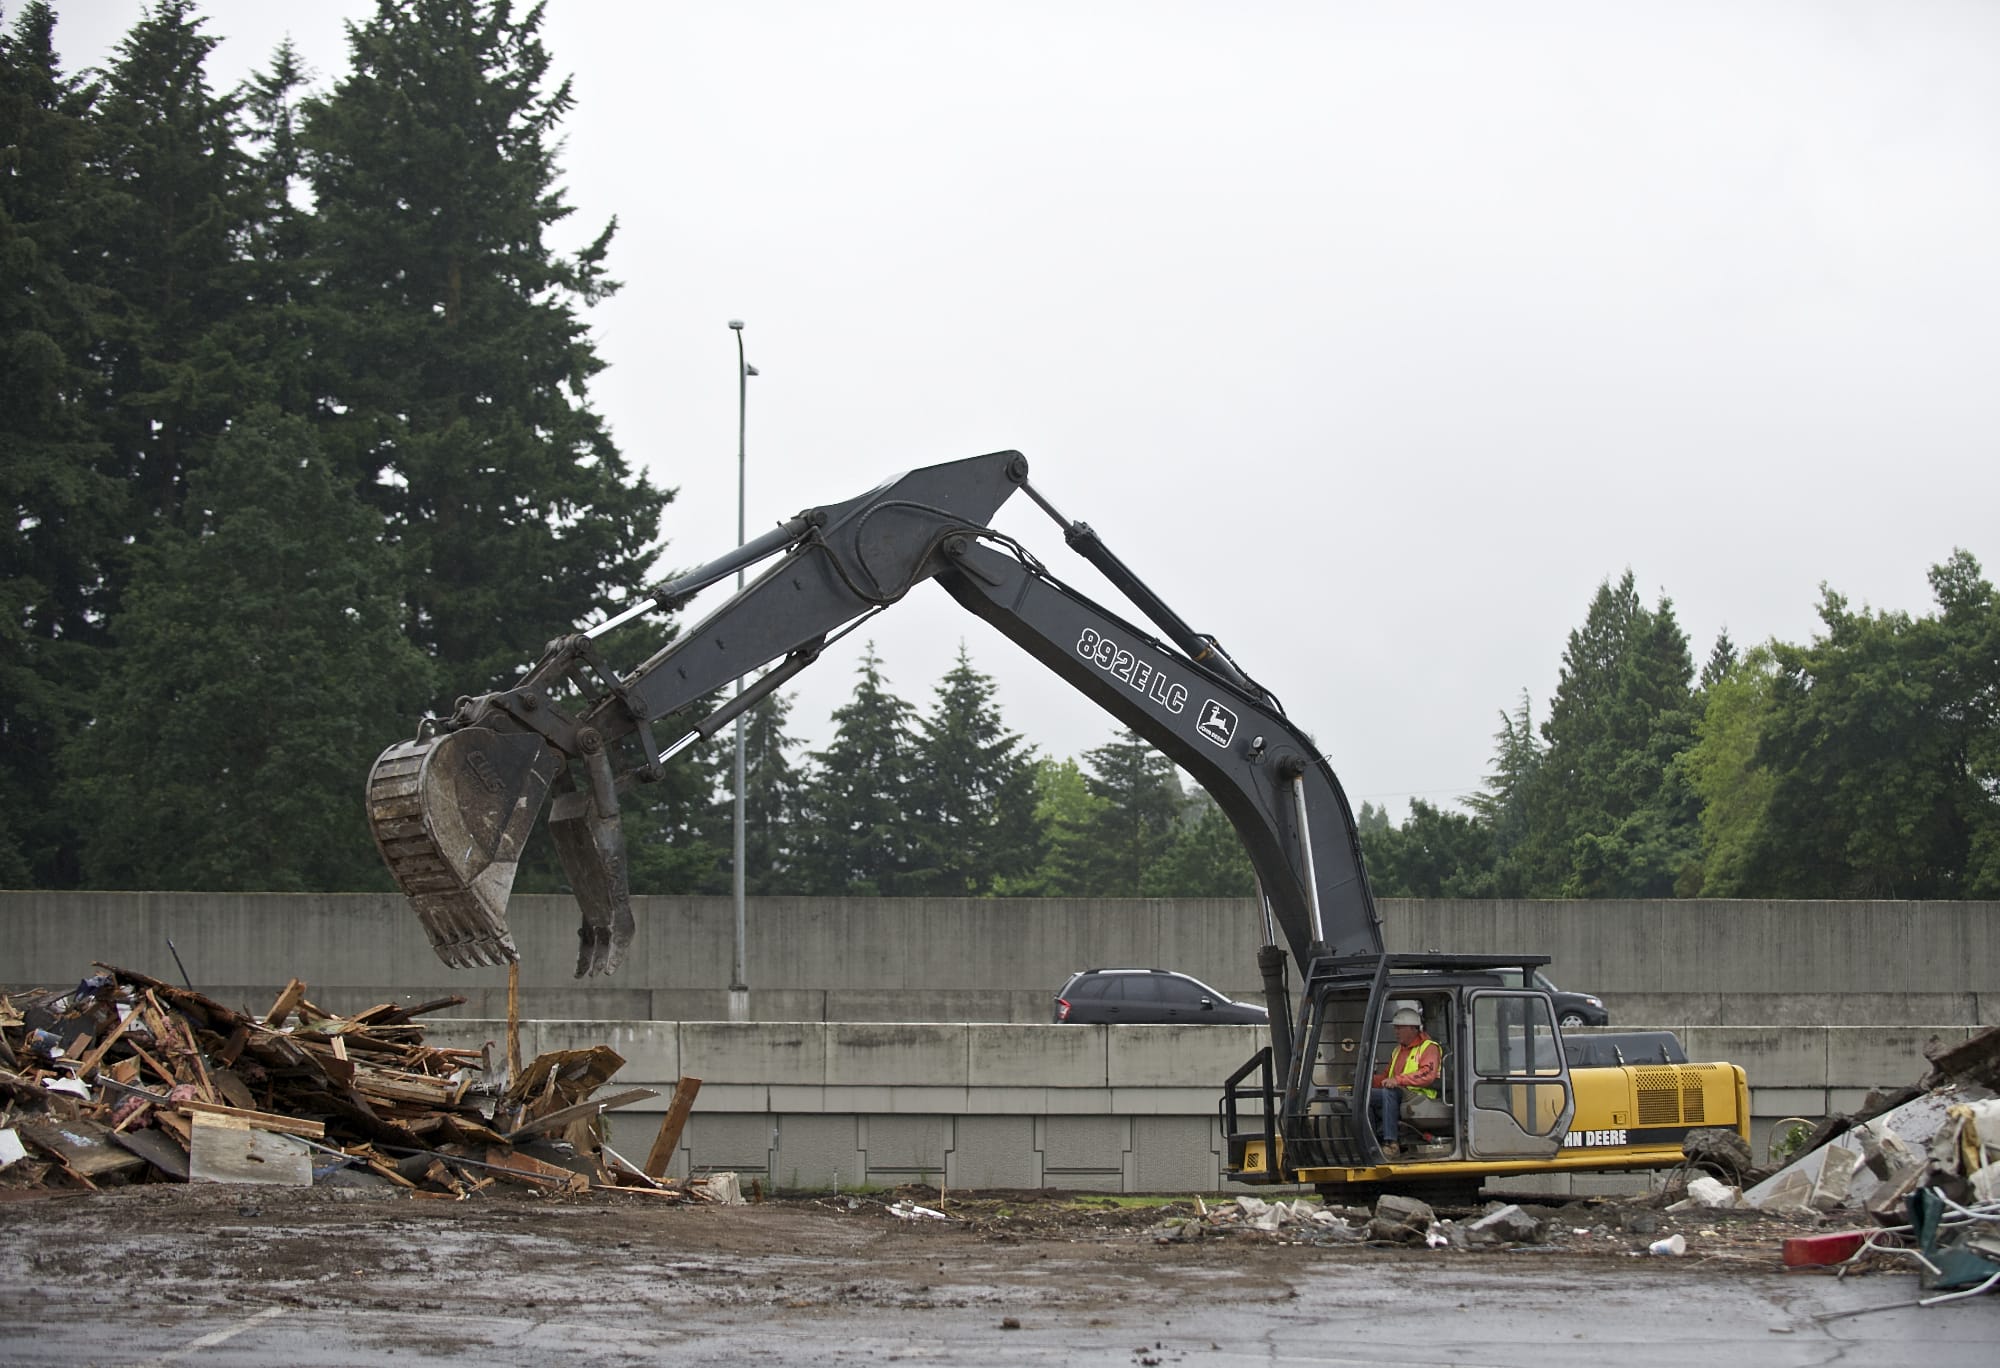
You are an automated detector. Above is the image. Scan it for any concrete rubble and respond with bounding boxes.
[1,965,727,1205]
[1736,1023,2000,1301]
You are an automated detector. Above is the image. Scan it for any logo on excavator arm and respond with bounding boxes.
[1197,700,1238,747]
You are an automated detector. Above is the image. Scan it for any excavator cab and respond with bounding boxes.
[1222,954,1577,1201]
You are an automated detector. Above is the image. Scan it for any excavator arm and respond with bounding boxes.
[366,451,1384,1027]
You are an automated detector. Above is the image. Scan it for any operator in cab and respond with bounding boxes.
[1370,1002,1441,1159]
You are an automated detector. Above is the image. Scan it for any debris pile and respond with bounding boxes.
[0,965,727,1204]
[1719,1024,2000,1301]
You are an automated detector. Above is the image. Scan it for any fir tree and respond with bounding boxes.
[299,0,667,688]
[795,645,919,895]
[904,644,1039,895]
[79,0,252,530]
[0,2,118,884]
[58,412,433,890]
[1073,729,1185,895]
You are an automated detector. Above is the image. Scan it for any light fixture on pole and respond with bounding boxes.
[727,321,755,1022]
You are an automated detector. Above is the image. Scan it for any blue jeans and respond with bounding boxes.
[1370,1087,1402,1145]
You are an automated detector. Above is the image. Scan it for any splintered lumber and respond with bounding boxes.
[111,1126,189,1181]
[74,1009,136,1076]
[506,962,522,1079]
[483,1146,590,1193]
[18,1117,148,1180]
[499,1088,657,1141]
[643,1076,703,1180]
[175,1100,325,1140]
[347,1065,462,1108]
[262,978,309,1027]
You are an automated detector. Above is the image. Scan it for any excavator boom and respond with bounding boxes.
[366,450,1381,999]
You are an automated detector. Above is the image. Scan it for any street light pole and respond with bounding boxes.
[727,320,756,1022]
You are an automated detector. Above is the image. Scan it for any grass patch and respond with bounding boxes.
[1058,1194,1187,1211]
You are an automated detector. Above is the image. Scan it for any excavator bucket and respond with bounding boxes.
[365,728,561,969]
[548,779,635,977]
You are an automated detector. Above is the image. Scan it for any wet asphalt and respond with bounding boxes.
[5,1254,1995,1366]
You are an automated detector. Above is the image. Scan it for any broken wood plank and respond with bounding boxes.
[261,978,308,1026]
[207,1068,257,1112]
[189,1115,311,1186]
[112,1126,189,1181]
[215,1021,251,1068]
[499,1088,657,1141]
[506,962,522,1080]
[482,1146,590,1193]
[18,1117,148,1178]
[600,1143,662,1189]
[643,1075,703,1180]
[175,1100,325,1139]
[347,1067,460,1107]
[75,1010,136,1076]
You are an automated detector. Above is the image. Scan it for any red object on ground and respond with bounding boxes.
[1782,1232,1869,1268]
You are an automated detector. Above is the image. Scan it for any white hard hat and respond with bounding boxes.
[1392,1006,1423,1028]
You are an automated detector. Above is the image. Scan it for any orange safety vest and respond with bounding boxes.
[1387,1036,1441,1100]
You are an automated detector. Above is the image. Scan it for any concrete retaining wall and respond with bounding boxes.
[4,892,1994,1026]
[415,1019,1978,1195]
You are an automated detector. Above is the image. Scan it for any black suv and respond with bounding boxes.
[1052,969,1268,1024]
[1534,970,1609,1028]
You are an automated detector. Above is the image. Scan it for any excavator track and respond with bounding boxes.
[366,729,560,969]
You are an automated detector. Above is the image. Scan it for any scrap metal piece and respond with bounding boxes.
[367,729,561,969]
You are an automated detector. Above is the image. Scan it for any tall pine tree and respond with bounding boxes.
[300,0,667,689]
[904,644,1039,895]
[59,412,433,890]
[0,2,116,884]
[1072,729,1185,895]
[79,0,251,532]
[1520,571,1700,896]
[795,645,920,895]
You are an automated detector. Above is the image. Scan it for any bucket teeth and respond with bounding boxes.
[366,729,558,970]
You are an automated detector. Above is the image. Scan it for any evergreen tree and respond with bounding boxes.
[794,645,919,895]
[58,412,433,890]
[0,2,116,884]
[78,0,252,531]
[299,0,667,689]
[231,38,318,413]
[1140,791,1255,897]
[736,686,809,895]
[637,682,807,897]
[904,644,1040,895]
[1465,690,1540,895]
[1699,628,1738,691]
[1520,571,1701,896]
[1073,729,1184,894]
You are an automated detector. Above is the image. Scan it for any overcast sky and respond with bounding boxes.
[48,1,2000,818]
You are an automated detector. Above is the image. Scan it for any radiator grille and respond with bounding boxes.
[1682,1075,1707,1124]
[1635,1067,1683,1126]
[1632,1064,1720,1126]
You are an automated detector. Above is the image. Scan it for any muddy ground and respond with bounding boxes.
[0,1178,1876,1295]
[4,1182,1988,1367]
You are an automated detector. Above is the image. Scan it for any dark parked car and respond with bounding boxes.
[1052,968,1268,1024]
[1534,970,1610,1028]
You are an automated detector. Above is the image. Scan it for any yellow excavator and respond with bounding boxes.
[367,450,1749,1201]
